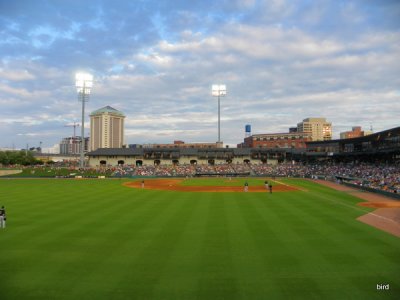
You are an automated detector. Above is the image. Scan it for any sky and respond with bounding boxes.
[0,0,399,151]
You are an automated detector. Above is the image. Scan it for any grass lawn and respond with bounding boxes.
[0,178,399,299]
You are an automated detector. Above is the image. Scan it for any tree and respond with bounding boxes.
[0,150,41,166]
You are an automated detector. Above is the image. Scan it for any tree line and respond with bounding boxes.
[0,151,42,166]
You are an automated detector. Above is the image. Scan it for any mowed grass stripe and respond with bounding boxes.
[61,190,177,299]
[249,186,397,299]
[1,179,400,299]
[228,194,287,299]
[219,191,330,298]
[4,180,150,244]
[64,191,195,299]
[149,193,208,299]
[263,191,365,298]
[1,180,180,299]
[275,180,400,298]
[195,193,239,299]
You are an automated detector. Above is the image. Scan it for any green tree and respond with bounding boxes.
[0,150,41,166]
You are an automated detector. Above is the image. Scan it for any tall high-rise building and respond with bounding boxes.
[297,118,332,141]
[90,106,125,151]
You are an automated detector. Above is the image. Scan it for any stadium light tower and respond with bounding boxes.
[75,73,93,168]
[212,84,226,143]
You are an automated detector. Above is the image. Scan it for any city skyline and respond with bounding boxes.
[1,0,399,151]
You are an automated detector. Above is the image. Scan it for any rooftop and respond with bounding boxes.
[90,106,125,117]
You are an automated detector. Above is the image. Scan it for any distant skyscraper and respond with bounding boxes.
[90,106,125,151]
[297,118,332,141]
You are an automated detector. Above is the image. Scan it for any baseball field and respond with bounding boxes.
[0,178,399,299]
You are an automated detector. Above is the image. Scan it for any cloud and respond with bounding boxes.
[0,0,399,148]
[0,68,35,81]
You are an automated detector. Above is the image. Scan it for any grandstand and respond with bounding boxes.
[87,126,400,167]
[88,147,281,167]
[305,126,400,160]
[86,126,400,196]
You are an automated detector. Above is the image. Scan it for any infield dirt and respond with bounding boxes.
[124,178,298,193]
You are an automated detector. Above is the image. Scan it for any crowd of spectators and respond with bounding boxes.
[175,165,196,176]
[3,160,399,194]
[113,161,400,194]
[329,163,400,194]
[231,163,252,174]
[112,164,196,177]
[251,162,400,194]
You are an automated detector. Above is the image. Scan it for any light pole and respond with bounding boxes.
[75,73,93,168]
[212,84,226,143]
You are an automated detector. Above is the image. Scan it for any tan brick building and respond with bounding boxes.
[90,106,125,151]
[297,118,332,141]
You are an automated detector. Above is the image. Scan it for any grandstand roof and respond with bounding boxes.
[87,147,254,157]
[180,148,199,156]
[87,147,301,157]
[88,148,142,156]
[306,126,400,155]
[307,126,400,145]
[87,126,399,158]
[233,148,251,155]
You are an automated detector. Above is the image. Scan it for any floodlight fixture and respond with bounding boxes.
[76,73,93,94]
[75,72,93,168]
[212,84,227,143]
[212,84,226,97]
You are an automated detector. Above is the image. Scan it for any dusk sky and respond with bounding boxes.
[1,0,399,151]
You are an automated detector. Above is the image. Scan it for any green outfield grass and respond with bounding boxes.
[0,178,399,299]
